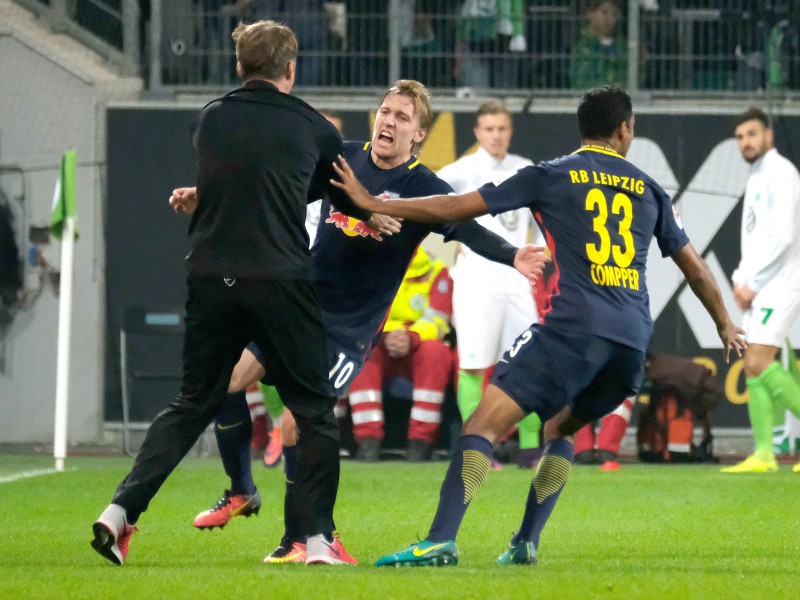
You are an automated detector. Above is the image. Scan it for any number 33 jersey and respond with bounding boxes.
[479,145,689,352]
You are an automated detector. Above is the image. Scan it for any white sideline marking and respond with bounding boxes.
[0,468,72,483]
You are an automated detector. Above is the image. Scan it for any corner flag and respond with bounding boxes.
[52,149,78,471]
[50,149,79,240]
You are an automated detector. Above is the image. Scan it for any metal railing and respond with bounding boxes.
[13,0,800,97]
[14,0,142,75]
[149,0,800,97]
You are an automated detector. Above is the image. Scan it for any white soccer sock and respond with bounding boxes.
[98,503,131,530]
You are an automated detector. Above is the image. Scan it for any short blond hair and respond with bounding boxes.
[232,20,298,81]
[381,80,433,155]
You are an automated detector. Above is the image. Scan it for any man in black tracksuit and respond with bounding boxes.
[91,19,368,566]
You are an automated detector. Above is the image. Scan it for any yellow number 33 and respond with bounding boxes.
[584,189,635,268]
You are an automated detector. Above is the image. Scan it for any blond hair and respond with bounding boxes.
[381,80,433,155]
[232,20,298,81]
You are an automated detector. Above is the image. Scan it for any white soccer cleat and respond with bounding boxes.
[305,533,358,565]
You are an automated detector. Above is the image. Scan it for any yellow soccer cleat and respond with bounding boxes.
[792,462,800,473]
[720,455,778,474]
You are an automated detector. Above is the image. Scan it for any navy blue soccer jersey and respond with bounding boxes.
[311,141,458,357]
[479,146,689,352]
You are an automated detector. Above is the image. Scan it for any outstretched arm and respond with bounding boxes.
[671,242,746,362]
[332,155,488,223]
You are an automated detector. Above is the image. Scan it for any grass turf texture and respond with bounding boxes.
[1,454,798,599]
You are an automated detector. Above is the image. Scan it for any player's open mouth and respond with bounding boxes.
[378,132,394,143]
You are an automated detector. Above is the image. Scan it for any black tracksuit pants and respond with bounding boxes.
[112,275,340,538]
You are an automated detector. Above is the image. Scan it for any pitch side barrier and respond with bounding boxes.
[105,103,800,428]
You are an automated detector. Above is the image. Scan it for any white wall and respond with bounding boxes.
[0,6,140,443]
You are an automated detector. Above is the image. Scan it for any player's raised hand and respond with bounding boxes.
[332,156,379,211]
[514,245,550,282]
[367,214,403,237]
[170,187,198,215]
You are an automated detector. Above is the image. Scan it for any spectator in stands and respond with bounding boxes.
[524,1,574,90]
[345,1,389,86]
[437,99,543,470]
[400,0,455,88]
[454,0,527,93]
[348,246,457,462]
[245,0,330,86]
[569,0,627,89]
[766,1,799,91]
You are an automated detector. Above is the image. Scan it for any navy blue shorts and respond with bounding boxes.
[491,324,645,424]
[247,339,365,397]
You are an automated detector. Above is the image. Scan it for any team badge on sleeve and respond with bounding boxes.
[672,205,683,229]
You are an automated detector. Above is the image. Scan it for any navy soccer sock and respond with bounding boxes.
[427,434,493,542]
[214,391,256,496]
[512,438,574,548]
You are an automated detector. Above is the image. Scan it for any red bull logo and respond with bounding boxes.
[325,206,381,240]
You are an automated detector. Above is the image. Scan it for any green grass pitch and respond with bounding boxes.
[1,454,798,599]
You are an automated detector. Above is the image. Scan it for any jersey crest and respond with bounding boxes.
[671,204,683,229]
[325,206,381,240]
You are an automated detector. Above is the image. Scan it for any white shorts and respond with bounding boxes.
[453,285,537,370]
[742,281,800,347]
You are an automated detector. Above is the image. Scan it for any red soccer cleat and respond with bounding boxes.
[601,460,621,471]
[91,518,138,566]
[193,489,261,530]
[263,426,283,468]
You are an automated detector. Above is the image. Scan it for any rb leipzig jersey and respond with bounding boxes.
[311,141,456,357]
[479,145,689,352]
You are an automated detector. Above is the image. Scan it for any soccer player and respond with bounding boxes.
[90,20,372,567]
[437,99,543,469]
[173,80,549,563]
[721,107,800,474]
[332,86,746,567]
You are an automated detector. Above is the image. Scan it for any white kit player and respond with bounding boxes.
[307,110,344,247]
[722,107,800,474]
[437,99,543,467]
